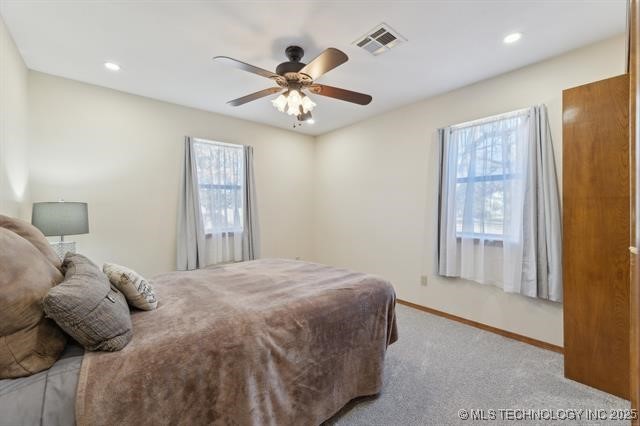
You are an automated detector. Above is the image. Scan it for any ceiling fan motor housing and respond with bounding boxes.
[276,45,308,77]
[286,45,304,62]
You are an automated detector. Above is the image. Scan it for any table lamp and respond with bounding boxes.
[32,201,89,259]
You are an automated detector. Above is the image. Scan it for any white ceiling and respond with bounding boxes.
[0,0,627,136]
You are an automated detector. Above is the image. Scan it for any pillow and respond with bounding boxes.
[0,228,67,379]
[44,253,133,351]
[103,263,158,310]
[0,214,61,269]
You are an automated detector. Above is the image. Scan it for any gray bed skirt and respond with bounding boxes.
[0,344,82,426]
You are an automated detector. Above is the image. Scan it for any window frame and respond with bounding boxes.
[448,109,529,242]
[192,138,245,236]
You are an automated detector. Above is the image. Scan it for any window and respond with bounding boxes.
[437,106,562,298]
[193,139,244,235]
[448,110,528,240]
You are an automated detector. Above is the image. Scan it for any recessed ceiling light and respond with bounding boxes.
[503,33,522,44]
[104,62,121,71]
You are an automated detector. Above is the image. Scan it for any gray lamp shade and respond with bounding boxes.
[32,202,89,237]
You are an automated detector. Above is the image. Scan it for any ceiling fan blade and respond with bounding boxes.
[214,56,281,80]
[308,84,372,105]
[299,48,348,81]
[227,87,283,106]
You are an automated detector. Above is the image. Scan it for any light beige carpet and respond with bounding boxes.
[325,304,629,425]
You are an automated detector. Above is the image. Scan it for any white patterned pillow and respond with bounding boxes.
[102,263,158,310]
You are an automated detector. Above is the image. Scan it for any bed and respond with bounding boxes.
[0,258,397,426]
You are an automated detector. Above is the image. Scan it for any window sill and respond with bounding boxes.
[205,231,243,239]
[455,236,504,247]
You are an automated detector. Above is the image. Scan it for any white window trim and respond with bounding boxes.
[193,137,245,235]
[449,107,530,131]
[448,108,530,241]
[192,137,243,149]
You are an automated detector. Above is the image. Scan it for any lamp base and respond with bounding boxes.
[51,241,76,260]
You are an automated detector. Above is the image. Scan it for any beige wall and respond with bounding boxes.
[23,34,627,346]
[313,35,626,346]
[29,72,315,277]
[0,14,29,218]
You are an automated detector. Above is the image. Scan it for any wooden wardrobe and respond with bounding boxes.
[562,74,630,399]
[629,0,640,418]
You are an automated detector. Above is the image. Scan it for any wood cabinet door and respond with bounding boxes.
[562,74,630,399]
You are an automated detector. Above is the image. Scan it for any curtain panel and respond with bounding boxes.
[176,136,207,270]
[436,105,562,302]
[241,145,260,260]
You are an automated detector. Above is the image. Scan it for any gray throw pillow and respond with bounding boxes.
[43,253,132,351]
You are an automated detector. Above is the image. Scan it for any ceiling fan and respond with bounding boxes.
[214,45,372,123]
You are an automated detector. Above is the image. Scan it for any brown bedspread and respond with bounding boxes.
[75,259,397,426]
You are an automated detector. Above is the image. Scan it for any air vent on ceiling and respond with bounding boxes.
[353,23,406,56]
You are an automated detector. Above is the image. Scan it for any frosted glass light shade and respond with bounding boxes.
[286,90,302,115]
[272,90,316,116]
[272,94,287,112]
[301,95,316,113]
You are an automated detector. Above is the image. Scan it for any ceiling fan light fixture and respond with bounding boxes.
[301,95,316,113]
[273,90,316,116]
[272,94,287,112]
[286,90,303,116]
